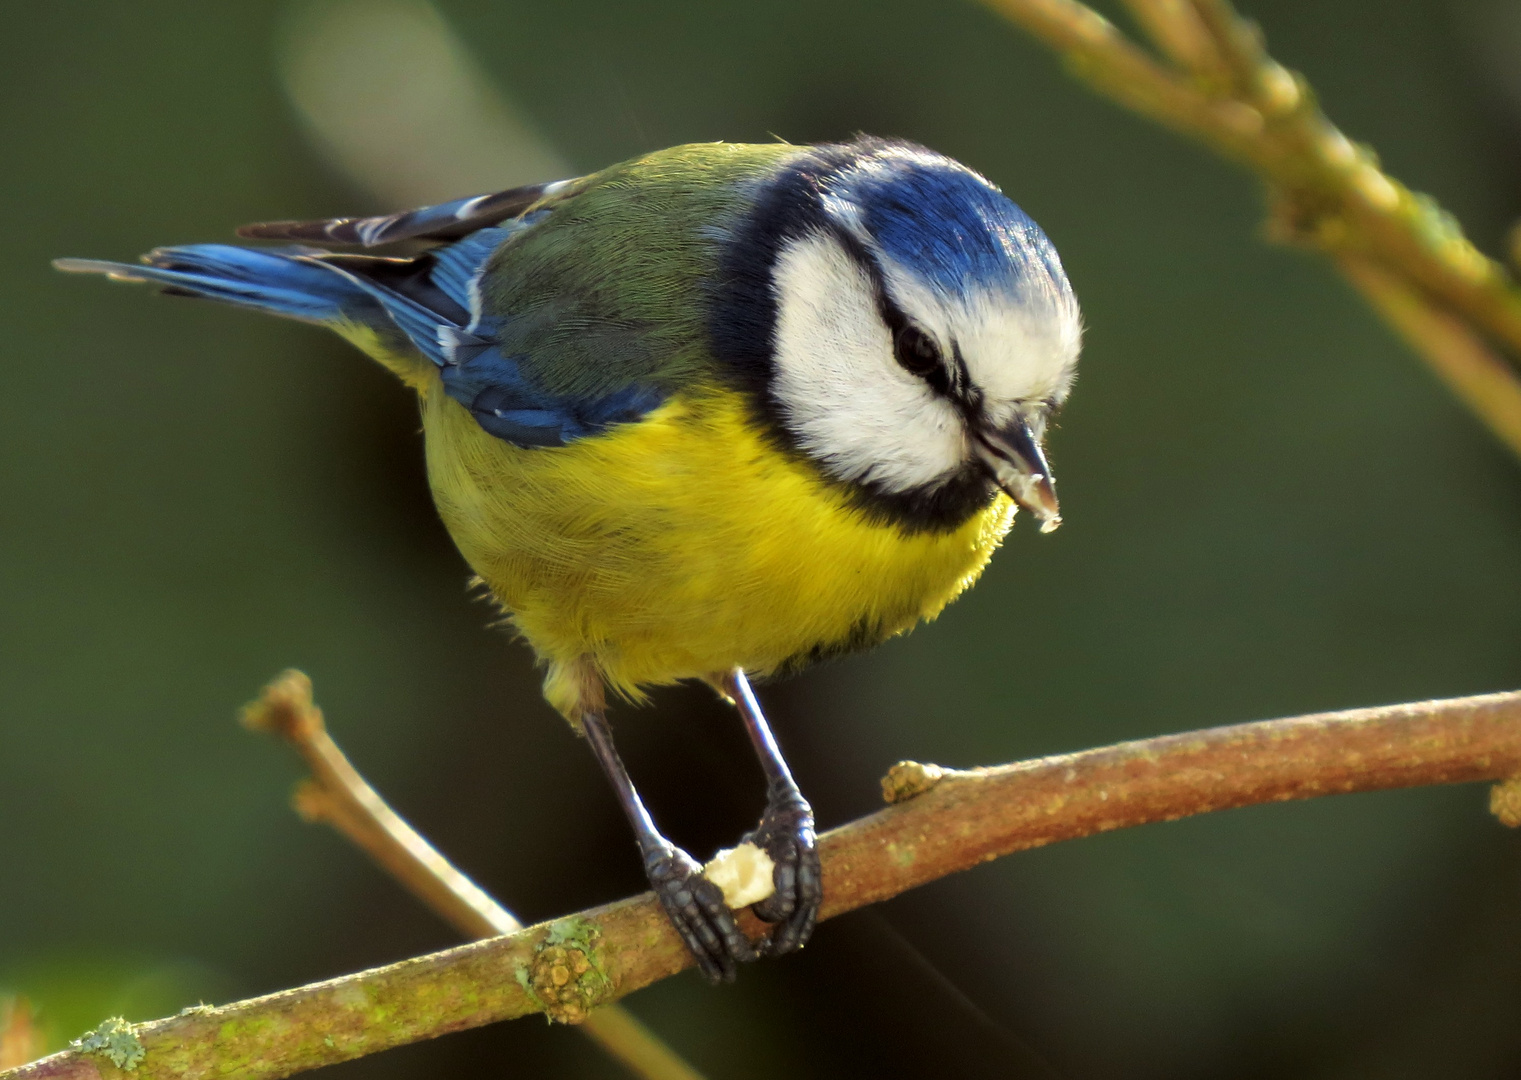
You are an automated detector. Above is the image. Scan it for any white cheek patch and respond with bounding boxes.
[769,234,968,493]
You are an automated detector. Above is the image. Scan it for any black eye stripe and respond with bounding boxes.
[822,224,958,393]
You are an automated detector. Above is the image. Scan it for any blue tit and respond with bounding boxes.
[57,137,1081,982]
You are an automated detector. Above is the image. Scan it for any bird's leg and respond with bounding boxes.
[579,708,756,983]
[720,669,822,956]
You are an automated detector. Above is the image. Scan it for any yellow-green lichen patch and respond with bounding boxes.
[515,918,615,1025]
[72,1017,145,1072]
[1490,777,1521,827]
[881,761,945,804]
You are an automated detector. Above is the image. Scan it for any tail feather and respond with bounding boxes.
[55,244,440,386]
[54,245,370,326]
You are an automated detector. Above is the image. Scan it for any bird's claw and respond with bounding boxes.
[744,790,821,956]
[644,842,756,983]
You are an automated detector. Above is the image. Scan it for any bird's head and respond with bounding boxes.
[712,139,1080,533]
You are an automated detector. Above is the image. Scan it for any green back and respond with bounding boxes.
[482,142,799,400]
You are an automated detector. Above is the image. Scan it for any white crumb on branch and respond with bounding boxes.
[702,842,776,908]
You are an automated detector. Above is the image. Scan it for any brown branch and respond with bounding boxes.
[238,671,705,1080]
[8,690,1520,1080]
[975,0,1521,464]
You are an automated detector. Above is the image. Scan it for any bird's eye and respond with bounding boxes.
[893,324,941,377]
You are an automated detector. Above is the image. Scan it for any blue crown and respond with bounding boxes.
[821,146,1070,301]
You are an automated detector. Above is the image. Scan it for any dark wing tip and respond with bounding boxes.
[235,219,359,242]
[233,178,575,250]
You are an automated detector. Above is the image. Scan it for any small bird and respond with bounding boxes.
[58,137,1080,982]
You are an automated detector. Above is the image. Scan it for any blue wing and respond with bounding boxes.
[56,185,668,449]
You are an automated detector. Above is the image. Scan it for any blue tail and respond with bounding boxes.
[54,245,374,327]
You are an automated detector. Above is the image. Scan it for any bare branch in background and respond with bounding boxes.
[0,1000,41,1071]
[8,690,1521,1080]
[278,0,570,206]
[975,0,1521,463]
[239,671,705,1080]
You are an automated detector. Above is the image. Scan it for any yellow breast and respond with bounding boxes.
[418,380,1016,717]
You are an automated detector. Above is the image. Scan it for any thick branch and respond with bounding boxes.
[9,690,1520,1080]
[976,0,1521,464]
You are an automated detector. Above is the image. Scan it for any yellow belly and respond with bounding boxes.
[419,380,1016,717]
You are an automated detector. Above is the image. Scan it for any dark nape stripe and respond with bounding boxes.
[706,137,996,536]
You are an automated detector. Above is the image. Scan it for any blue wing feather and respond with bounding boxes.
[427,225,529,317]
[57,194,668,449]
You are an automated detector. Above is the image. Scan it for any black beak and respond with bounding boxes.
[973,416,1061,533]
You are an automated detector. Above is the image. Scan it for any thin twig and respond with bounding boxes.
[1337,257,1521,458]
[237,671,705,1080]
[9,689,1520,1080]
[0,1000,40,1071]
[975,0,1521,464]
[1118,0,1228,86]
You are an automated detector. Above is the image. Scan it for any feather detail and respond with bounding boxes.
[235,179,575,247]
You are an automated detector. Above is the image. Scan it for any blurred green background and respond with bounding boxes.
[5,1,1521,1076]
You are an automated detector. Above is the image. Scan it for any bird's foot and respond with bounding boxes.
[744,790,821,956]
[644,842,756,984]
